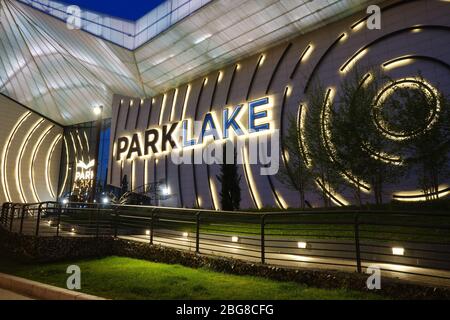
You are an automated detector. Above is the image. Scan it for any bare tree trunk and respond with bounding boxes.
[299,190,305,209]
[356,183,362,208]
[296,174,305,209]
[320,172,328,207]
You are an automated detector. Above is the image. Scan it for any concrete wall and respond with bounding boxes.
[0,94,63,204]
[108,0,450,209]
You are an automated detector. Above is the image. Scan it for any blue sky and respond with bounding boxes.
[64,0,166,20]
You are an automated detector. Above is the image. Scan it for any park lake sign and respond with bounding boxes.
[115,97,274,161]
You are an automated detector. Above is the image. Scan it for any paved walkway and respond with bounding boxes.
[0,288,33,300]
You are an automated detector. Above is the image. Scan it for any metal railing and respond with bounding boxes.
[2,202,450,283]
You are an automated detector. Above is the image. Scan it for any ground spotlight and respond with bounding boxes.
[145,230,151,236]
[231,236,239,243]
[392,247,405,256]
[297,242,308,249]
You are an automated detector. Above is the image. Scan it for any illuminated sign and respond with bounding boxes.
[116,97,273,161]
[75,160,95,181]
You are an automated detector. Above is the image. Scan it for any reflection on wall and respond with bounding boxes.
[58,120,111,201]
[0,93,62,204]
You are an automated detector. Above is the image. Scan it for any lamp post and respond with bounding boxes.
[91,105,103,203]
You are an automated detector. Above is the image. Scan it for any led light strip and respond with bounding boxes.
[181,84,191,120]
[83,131,90,154]
[372,78,441,141]
[320,88,371,191]
[393,185,450,202]
[242,145,262,209]
[206,71,223,211]
[158,93,168,125]
[290,44,313,80]
[1,111,31,202]
[76,130,85,160]
[46,134,62,199]
[297,104,311,168]
[143,159,148,187]
[17,118,45,203]
[315,179,349,207]
[131,160,136,190]
[69,131,78,161]
[209,177,220,211]
[340,49,368,73]
[169,88,179,123]
[361,143,403,166]
[58,137,70,197]
[30,125,54,202]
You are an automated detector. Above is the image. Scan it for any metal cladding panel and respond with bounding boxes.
[2,0,380,125]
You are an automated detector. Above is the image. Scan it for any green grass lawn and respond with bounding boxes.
[0,256,383,300]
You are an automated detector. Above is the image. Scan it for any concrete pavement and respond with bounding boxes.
[0,288,33,300]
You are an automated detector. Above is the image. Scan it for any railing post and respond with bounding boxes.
[2,203,9,226]
[261,214,266,264]
[113,205,119,238]
[354,213,362,273]
[150,208,156,245]
[1,203,7,225]
[196,212,200,253]
[19,205,26,234]
[96,205,100,238]
[9,205,16,232]
[56,203,62,237]
[35,203,43,237]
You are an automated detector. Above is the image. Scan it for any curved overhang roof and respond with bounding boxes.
[0,0,381,125]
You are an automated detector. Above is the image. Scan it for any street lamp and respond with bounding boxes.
[161,186,170,196]
[93,106,102,116]
[90,105,103,203]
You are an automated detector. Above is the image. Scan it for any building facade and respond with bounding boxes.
[0,0,449,208]
[108,0,450,209]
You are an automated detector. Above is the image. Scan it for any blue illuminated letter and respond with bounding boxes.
[182,119,196,147]
[248,98,270,133]
[223,105,244,139]
[199,113,220,143]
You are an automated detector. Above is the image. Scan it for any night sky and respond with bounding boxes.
[64,0,166,20]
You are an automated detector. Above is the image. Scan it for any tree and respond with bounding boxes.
[303,83,342,207]
[330,70,402,205]
[277,115,313,209]
[217,141,242,211]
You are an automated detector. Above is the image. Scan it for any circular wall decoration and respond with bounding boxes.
[293,17,450,204]
[372,78,441,141]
